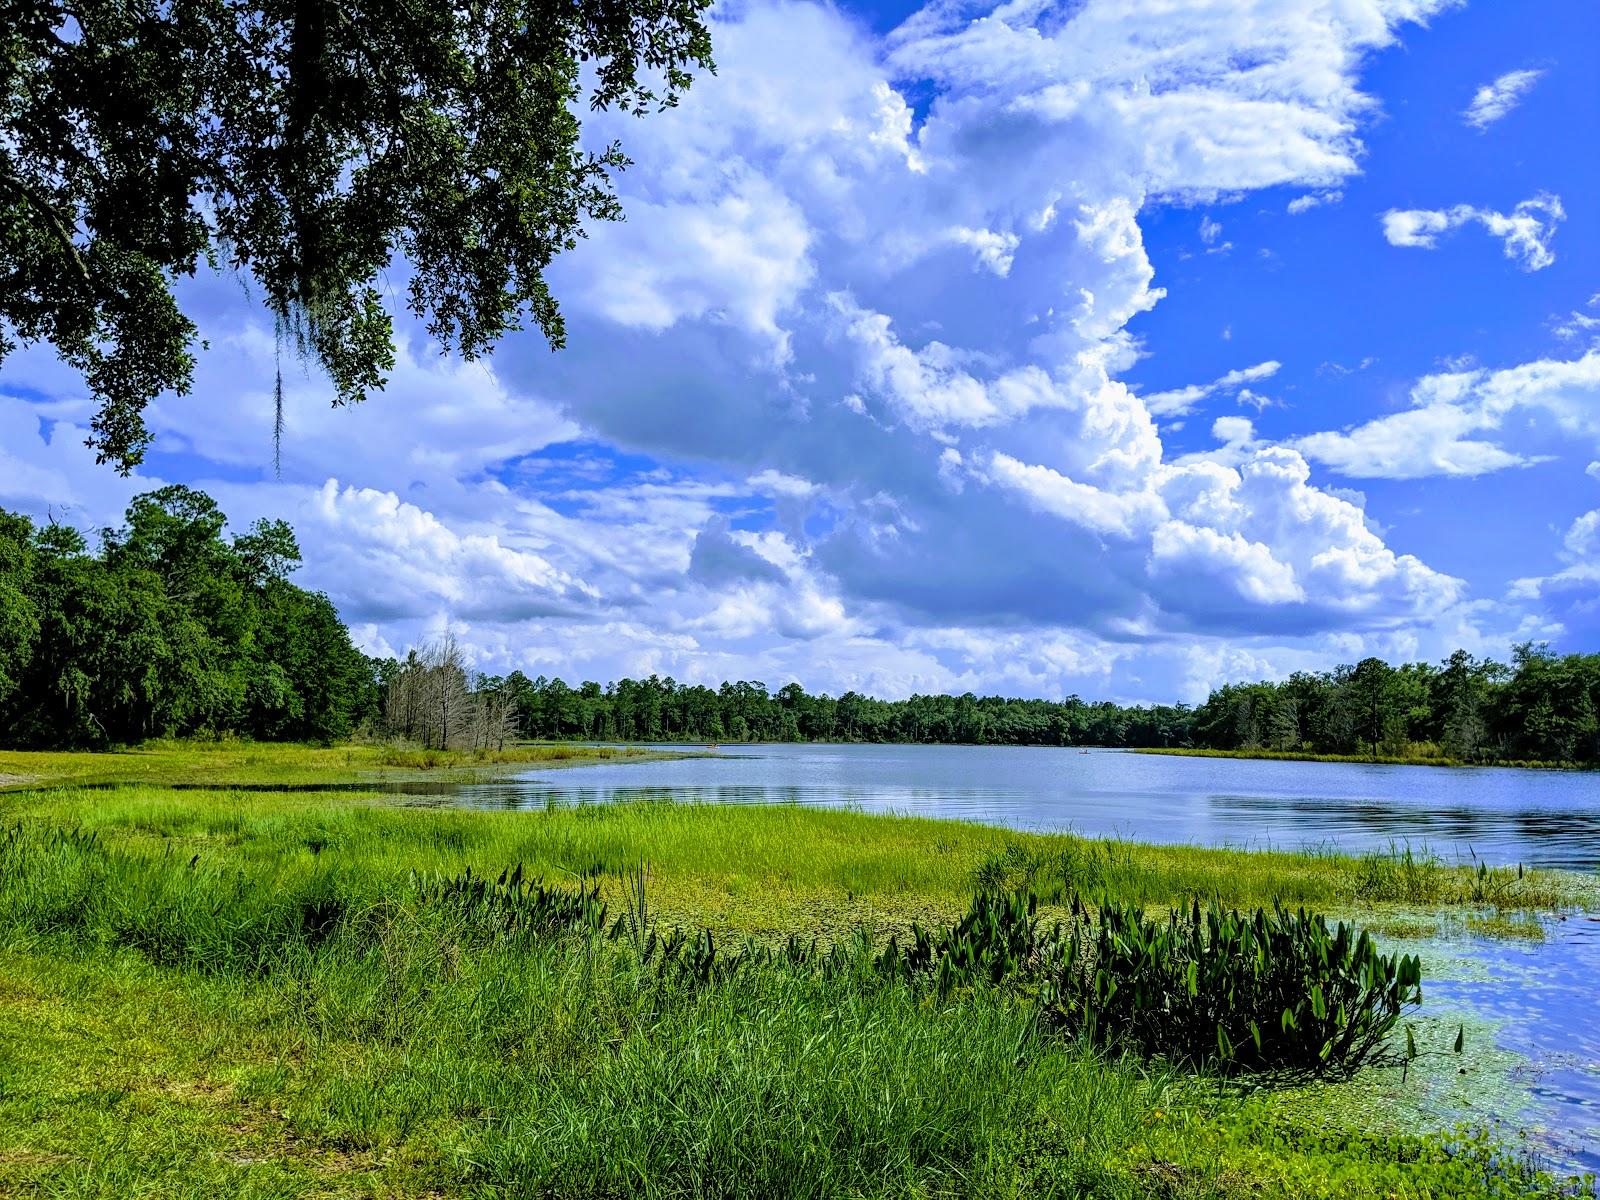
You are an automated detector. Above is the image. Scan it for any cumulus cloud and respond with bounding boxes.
[2,0,1501,702]
[1294,351,1600,479]
[1380,193,1565,270]
[1509,502,1600,642]
[1463,68,1545,130]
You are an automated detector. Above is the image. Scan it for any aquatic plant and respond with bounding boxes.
[2,811,1585,1198]
[866,888,1423,1076]
[1045,898,1422,1075]
[413,862,609,944]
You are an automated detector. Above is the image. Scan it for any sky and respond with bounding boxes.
[2,0,1598,704]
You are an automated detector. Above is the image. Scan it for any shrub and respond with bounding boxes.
[870,890,1421,1076]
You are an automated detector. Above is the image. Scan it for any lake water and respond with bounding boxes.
[1425,915,1600,1179]
[447,742,1600,1180]
[456,743,1600,871]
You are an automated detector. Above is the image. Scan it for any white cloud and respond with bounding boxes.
[1553,293,1600,344]
[1212,416,1257,446]
[1507,503,1600,641]
[1463,68,1545,131]
[985,451,1167,538]
[565,169,815,362]
[1294,351,1600,479]
[0,0,1498,702]
[1142,360,1280,418]
[1381,193,1565,271]
[747,469,819,499]
[1287,189,1343,214]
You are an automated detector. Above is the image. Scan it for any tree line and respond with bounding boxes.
[0,487,377,747]
[457,673,1194,749]
[3,488,1595,765]
[448,648,1598,764]
[1185,647,1599,765]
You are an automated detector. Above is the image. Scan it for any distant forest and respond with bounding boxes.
[464,646,1599,765]
[3,489,1597,764]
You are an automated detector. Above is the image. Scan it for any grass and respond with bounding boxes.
[1,784,1590,942]
[0,743,1594,1198]
[1135,747,1583,771]
[0,737,672,792]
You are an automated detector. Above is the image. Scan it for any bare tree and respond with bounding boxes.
[383,636,472,749]
[466,677,520,752]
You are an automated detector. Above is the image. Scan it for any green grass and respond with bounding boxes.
[0,737,669,791]
[0,743,1593,1198]
[1135,747,1583,771]
[1,783,1590,941]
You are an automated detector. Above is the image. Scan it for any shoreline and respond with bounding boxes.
[1131,746,1587,771]
[546,738,1591,772]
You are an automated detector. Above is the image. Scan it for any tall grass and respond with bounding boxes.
[4,786,1589,943]
[0,737,658,790]
[1,819,1583,1199]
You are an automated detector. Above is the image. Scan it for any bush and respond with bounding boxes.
[869,890,1421,1076]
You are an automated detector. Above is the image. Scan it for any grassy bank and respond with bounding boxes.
[1133,746,1583,771]
[0,746,1594,1198]
[0,738,674,791]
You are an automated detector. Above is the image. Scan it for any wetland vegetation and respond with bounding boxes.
[1,745,1596,1198]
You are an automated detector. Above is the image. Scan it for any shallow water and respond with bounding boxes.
[1415,915,1600,1179]
[453,742,1600,870]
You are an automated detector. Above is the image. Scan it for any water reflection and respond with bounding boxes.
[1212,793,1600,871]
[447,744,1600,871]
[1428,916,1600,1178]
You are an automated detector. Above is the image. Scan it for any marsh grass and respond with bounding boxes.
[1,818,1586,1200]
[1136,747,1583,771]
[0,757,1594,1198]
[0,737,664,791]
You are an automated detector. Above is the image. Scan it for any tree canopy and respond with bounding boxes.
[440,648,1600,765]
[4,491,1595,767]
[0,0,715,470]
[0,486,379,745]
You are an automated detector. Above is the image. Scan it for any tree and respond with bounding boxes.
[1431,650,1500,760]
[0,510,37,712]
[1346,658,1397,757]
[1,488,375,747]
[382,636,474,749]
[1,0,715,471]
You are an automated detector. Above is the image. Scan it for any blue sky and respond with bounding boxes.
[2,0,1598,703]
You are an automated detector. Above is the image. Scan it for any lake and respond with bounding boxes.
[446,742,1600,1178]
[453,743,1600,871]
